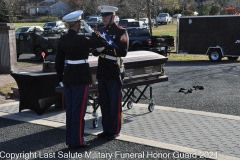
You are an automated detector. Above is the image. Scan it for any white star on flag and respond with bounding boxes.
[102,32,106,39]
[108,40,113,45]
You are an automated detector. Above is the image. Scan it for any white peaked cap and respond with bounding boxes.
[98,5,118,15]
[62,10,83,22]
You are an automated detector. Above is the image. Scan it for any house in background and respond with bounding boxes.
[28,0,70,16]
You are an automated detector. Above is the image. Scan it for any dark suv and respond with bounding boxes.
[126,27,151,51]
[126,27,175,56]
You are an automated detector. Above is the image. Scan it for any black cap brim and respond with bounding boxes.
[100,12,113,16]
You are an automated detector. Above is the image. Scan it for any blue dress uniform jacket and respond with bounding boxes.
[92,23,129,81]
[92,23,129,137]
[55,30,108,86]
[55,29,108,147]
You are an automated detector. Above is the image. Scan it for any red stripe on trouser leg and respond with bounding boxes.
[79,85,88,145]
[116,89,121,134]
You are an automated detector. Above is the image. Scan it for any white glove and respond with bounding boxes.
[83,22,93,34]
[117,58,124,73]
[96,47,105,52]
[59,82,64,87]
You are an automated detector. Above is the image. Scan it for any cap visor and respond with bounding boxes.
[101,12,113,16]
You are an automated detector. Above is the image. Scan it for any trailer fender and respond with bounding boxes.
[206,47,223,62]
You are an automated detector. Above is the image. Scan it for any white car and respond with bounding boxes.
[139,18,150,28]
[43,21,66,32]
[15,26,44,38]
[173,14,182,18]
[114,16,120,24]
[139,18,149,24]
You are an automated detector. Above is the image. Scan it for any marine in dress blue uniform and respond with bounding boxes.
[55,10,108,148]
[91,5,129,140]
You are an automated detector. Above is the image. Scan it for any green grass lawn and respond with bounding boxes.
[14,23,45,30]
[152,20,177,36]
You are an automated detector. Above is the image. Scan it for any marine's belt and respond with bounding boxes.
[65,59,88,64]
[100,54,117,61]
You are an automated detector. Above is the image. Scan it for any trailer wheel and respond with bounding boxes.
[35,47,43,61]
[209,50,222,62]
[227,57,239,61]
[92,118,98,128]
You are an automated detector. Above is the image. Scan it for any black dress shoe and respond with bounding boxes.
[197,86,204,90]
[68,142,90,149]
[179,88,186,92]
[97,132,109,138]
[106,133,119,140]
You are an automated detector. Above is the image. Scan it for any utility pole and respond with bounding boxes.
[147,0,152,36]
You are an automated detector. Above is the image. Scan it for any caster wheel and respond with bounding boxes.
[148,103,155,112]
[92,118,98,128]
[127,101,133,109]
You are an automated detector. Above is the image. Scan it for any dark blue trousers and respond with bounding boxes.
[98,80,122,135]
[64,85,89,146]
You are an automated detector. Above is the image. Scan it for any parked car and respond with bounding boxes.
[86,16,103,28]
[86,15,119,23]
[119,19,145,28]
[173,14,182,18]
[156,13,172,25]
[86,15,101,20]
[114,16,120,24]
[139,18,149,24]
[118,19,136,28]
[126,27,151,51]
[139,18,149,28]
[16,30,62,61]
[15,26,44,39]
[43,21,66,32]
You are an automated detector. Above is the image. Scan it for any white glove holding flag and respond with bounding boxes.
[96,47,105,52]
[83,21,94,34]
[59,82,64,87]
[83,22,105,52]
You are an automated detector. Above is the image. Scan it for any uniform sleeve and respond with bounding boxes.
[92,49,101,57]
[55,37,65,83]
[107,29,129,57]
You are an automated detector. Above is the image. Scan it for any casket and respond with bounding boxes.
[43,51,167,84]
[12,51,167,115]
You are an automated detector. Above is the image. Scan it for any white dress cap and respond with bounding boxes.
[98,5,118,16]
[62,10,83,22]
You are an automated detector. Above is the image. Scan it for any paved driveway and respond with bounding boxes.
[137,60,240,116]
